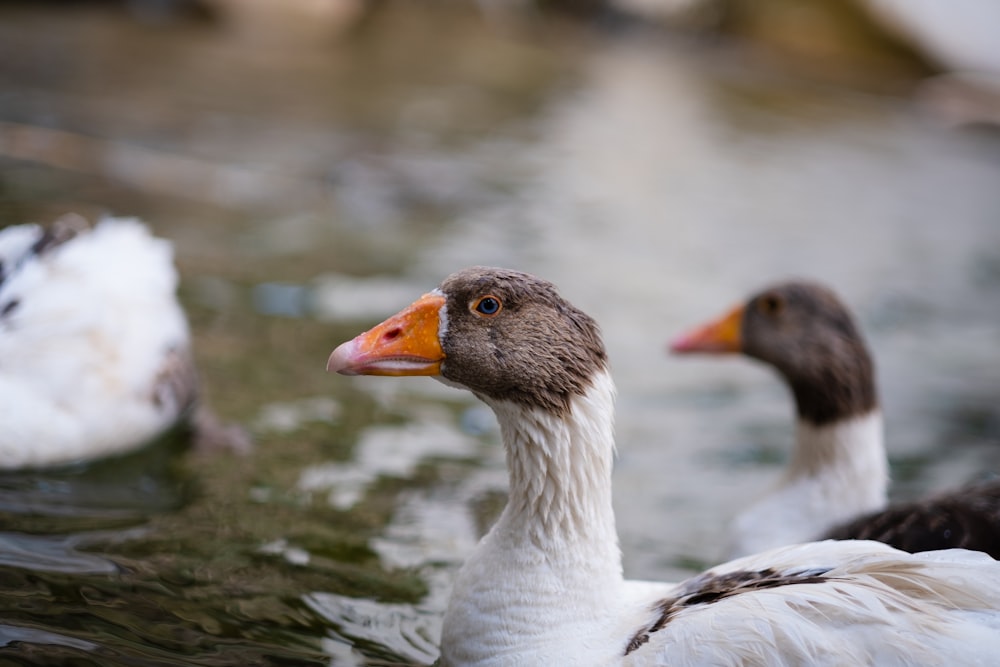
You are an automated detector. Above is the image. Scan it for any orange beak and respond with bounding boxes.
[327,292,446,376]
[669,304,744,354]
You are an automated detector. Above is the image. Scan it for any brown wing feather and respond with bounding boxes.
[152,347,199,418]
[824,479,1000,558]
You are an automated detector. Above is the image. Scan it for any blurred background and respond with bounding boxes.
[1,0,999,665]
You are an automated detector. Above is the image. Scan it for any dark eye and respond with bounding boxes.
[758,293,784,316]
[472,295,502,317]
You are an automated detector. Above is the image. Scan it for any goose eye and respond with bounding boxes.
[472,295,502,317]
[758,294,784,316]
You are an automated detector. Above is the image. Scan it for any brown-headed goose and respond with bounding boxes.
[0,216,197,468]
[670,280,1000,560]
[329,267,1000,666]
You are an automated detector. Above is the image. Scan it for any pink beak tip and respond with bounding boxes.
[668,333,694,354]
[327,340,357,374]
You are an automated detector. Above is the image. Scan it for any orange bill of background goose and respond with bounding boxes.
[329,267,1000,666]
[0,216,197,468]
[670,281,1000,560]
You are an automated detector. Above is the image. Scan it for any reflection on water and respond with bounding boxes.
[298,407,479,510]
[0,532,123,575]
[0,1,999,665]
[305,591,440,666]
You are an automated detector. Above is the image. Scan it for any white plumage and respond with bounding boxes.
[671,281,1000,560]
[329,267,1000,667]
[443,372,1000,666]
[626,540,1000,667]
[727,412,888,558]
[0,216,196,468]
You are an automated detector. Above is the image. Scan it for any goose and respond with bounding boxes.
[0,215,198,468]
[328,266,1000,666]
[669,280,1000,560]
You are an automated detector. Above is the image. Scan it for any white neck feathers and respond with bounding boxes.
[730,410,888,558]
[492,369,619,549]
[787,410,888,490]
[440,370,626,666]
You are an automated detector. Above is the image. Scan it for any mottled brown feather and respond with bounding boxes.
[825,479,1000,558]
[438,267,607,417]
[625,567,833,655]
[152,346,200,417]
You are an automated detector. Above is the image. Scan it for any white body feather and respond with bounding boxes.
[0,217,193,468]
[439,371,1000,666]
[729,412,889,558]
[629,541,1000,667]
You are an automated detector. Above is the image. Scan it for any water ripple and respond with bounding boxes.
[0,531,128,575]
[304,591,439,666]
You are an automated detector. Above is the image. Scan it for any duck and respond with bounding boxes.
[0,215,198,469]
[328,266,1000,666]
[669,280,1000,560]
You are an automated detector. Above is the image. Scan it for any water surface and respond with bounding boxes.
[1,3,999,664]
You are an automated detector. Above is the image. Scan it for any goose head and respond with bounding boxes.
[670,281,877,426]
[328,266,607,415]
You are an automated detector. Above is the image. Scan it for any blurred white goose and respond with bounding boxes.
[329,267,1000,666]
[671,281,1000,560]
[0,215,197,468]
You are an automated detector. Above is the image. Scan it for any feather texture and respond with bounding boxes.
[0,216,196,468]
[330,267,1000,667]
[672,281,1000,560]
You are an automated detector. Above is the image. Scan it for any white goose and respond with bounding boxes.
[329,267,1000,667]
[671,281,1000,560]
[0,215,197,468]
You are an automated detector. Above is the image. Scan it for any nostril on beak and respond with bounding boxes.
[383,327,402,341]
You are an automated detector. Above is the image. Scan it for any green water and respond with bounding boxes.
[1,2,999,665]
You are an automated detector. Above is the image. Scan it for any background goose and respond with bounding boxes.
[329,267,1000,666]
[670,281,1000,559]
[0,215,197,468]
